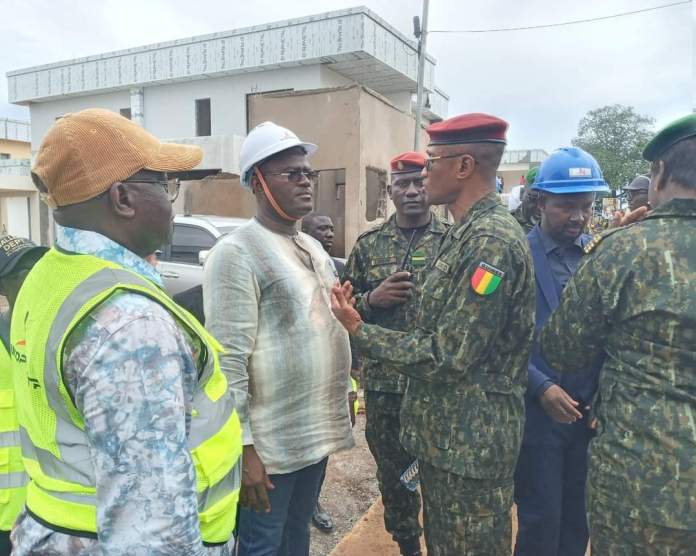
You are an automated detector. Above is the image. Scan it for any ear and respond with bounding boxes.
[250,173,264,197]
[536,193,546,212]
[107,182,137,219]
[387,183,393,199]
[455,154,476,180]
[651,160,667,191]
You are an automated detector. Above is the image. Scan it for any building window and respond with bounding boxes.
[195,98,211,137]
[365,167,388,222]
[120,108,132,120]
[0,153,10,160]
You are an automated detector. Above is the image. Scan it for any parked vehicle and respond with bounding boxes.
[158,215,248,296]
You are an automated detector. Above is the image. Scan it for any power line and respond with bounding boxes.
[429,1,689,34]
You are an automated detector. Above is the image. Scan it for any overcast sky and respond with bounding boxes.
[0,0,691,150]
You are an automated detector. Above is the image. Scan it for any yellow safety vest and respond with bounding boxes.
[0,334,26,531]
[10,248,241,544]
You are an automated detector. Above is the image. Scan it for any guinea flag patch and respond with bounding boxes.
[471,262,504,296]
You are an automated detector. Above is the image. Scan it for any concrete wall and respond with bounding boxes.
[29,90,130,151]
[27,65,352,151]
[173,177,256,218]
[144,65,351,138]
[0,191,41,242]
[0,139,31,159]
[358,89,429,246]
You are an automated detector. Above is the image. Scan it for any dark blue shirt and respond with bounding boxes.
[537,226,585,298]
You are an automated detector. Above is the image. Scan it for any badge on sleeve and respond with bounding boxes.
[471,262,504,296]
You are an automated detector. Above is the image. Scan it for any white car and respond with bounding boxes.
[157,215,249,296]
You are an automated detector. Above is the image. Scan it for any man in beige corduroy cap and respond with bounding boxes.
[9,109,242,556]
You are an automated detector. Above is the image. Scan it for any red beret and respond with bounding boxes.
[426,113,508,146]
[390,151,427,174]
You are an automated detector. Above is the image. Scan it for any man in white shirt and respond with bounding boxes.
[204,122,354,556]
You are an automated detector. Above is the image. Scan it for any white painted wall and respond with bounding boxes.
[4,197,31,238]
[28,65,352,150]
[144,65,351,137]
[29,90,130,150]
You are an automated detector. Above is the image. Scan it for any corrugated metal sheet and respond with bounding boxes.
[8,7,439,104]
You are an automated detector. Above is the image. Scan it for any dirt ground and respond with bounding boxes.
[310,404,591,556]
[310,411,380,556]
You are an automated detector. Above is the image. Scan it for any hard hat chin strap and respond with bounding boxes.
[254,167,300,222]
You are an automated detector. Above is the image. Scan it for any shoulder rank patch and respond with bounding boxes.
[435,259,450,273]
[471,262,504,296]
[584,234,603,254]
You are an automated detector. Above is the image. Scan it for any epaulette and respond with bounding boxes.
[583,226,624,254]
[356,223,385,242]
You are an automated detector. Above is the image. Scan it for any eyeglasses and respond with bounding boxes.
[267,169,319,185]
[390,178,425,189]
[123,178,181,202]
[425,153,476,171]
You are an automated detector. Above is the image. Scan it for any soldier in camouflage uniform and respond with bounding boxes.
[511,167,541,233]
[332,114,536,556]
[540,114,696,555]
[343,152,449,556]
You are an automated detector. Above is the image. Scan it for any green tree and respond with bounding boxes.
[572,104,655,189]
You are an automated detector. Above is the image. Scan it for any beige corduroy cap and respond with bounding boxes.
[32,108,203,208]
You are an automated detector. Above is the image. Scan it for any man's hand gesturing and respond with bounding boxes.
[331,281,363,335]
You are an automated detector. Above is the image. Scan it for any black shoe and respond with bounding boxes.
[311,502,334,532]
[397,536,422,556]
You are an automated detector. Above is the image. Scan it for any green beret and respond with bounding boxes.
[525,166,538,187]
[643,114,696,161]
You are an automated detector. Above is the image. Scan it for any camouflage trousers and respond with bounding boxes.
[419,461,513,556]
[588,484,696,556]
[364,390,423,543]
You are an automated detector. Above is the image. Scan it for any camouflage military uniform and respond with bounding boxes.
[540,198,696,555]
[511,201,538,234]
[343,212,448,544]
[353,194,536,556]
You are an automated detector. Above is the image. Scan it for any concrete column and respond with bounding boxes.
[130,87,145,126]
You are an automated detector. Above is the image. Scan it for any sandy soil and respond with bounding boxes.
[310,412,380,556]
[311,404,591,556]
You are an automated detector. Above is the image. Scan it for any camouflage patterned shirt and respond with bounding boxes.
[353,193,535,481]
[343,213,449,393]
[540,197,696,529]
[511,204,538,234]
[11,226,232,556]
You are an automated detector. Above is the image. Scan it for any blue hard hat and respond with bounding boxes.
[532,147,609,194]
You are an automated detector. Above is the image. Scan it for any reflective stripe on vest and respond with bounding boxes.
[11,249,241,542]
[0,342,26,531]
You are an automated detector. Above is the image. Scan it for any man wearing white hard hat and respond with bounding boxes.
[204,122,354,556]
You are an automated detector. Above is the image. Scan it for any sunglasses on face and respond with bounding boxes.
[122,177,181,202]
[267,169,319,185]
[424,153,477,171]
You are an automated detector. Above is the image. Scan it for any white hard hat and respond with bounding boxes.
[239,122,317,188]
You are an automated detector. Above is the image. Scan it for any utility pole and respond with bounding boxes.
[693,0,696,112]
[413,0,430,150]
